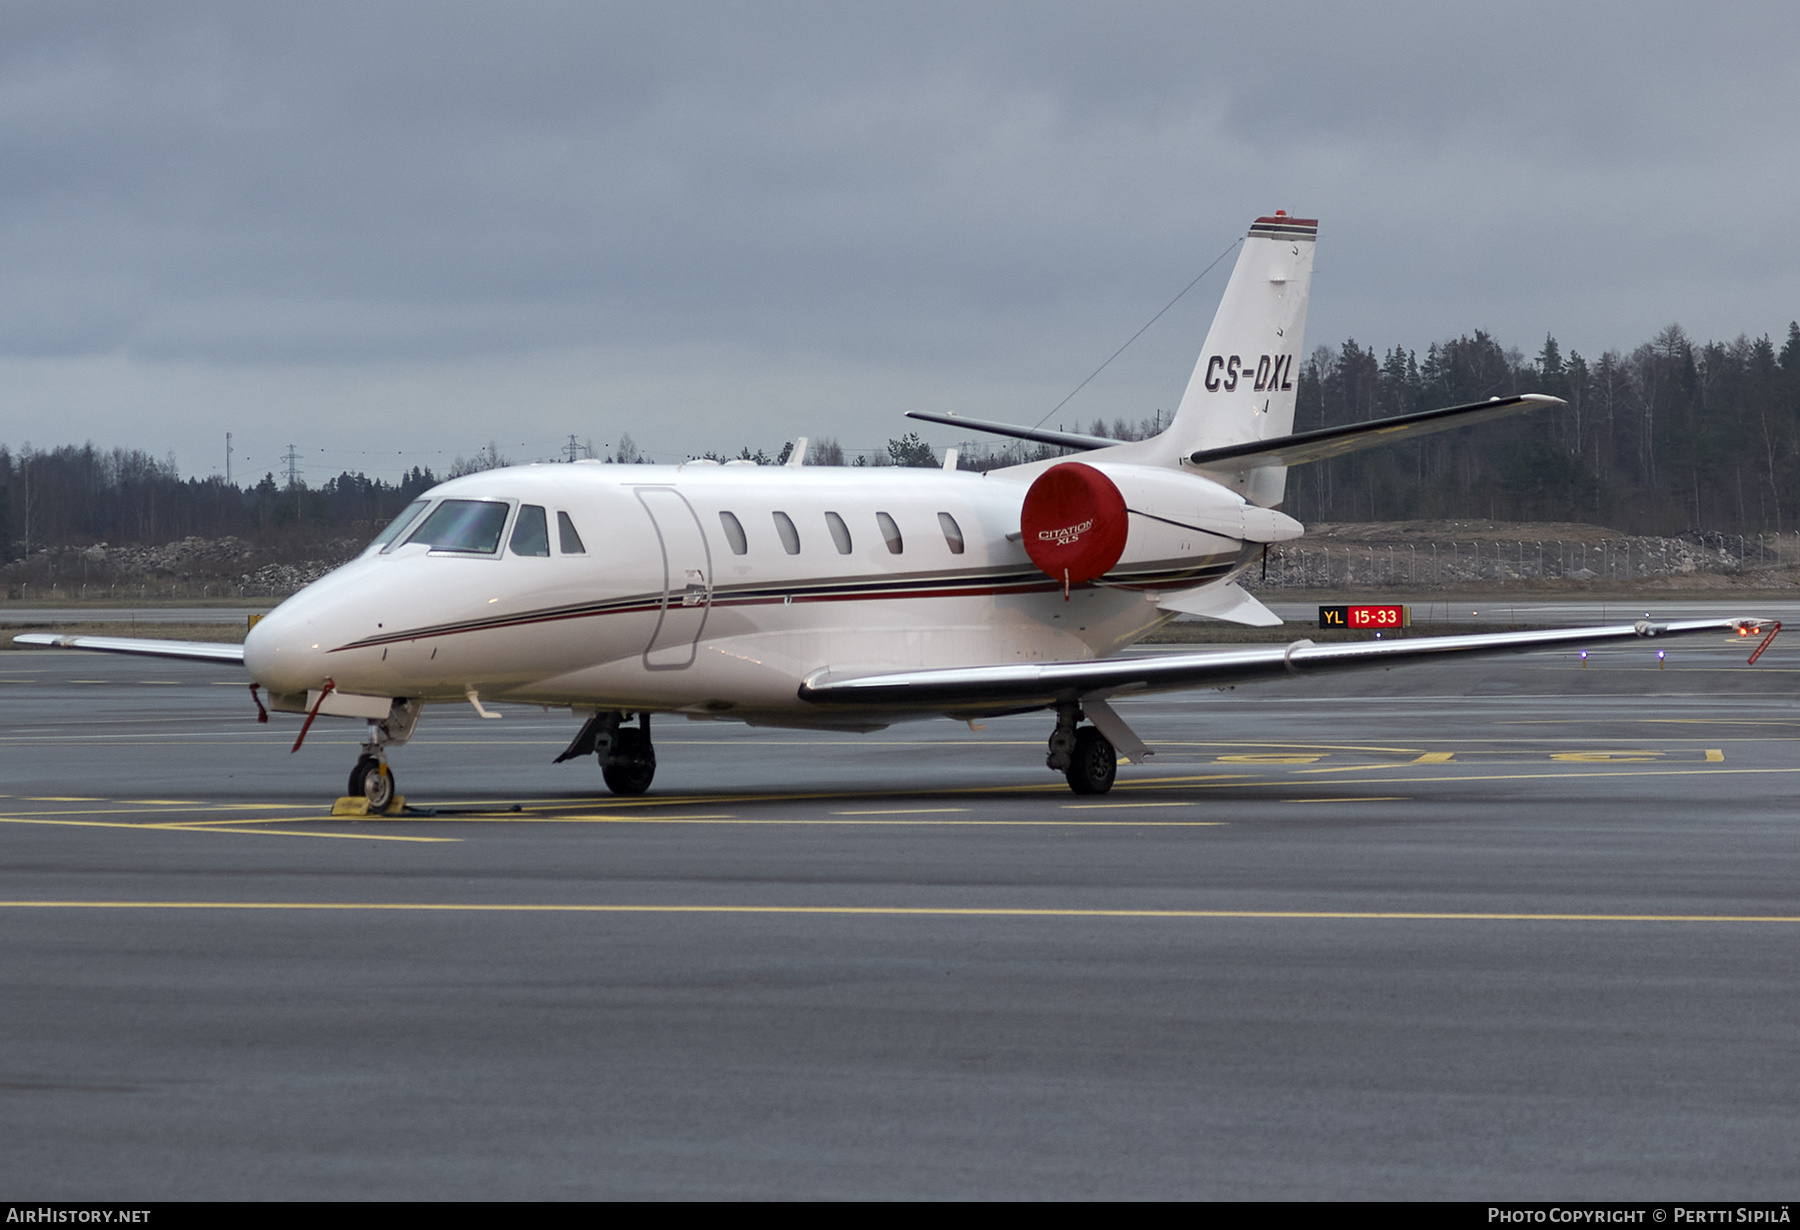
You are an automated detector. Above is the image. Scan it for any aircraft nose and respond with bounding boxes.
[243,604,328,695]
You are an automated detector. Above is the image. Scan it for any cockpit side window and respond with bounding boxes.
[370,500,429,552]
[510,505,550,557]
[404,499,512,554]
[557,511,586,555]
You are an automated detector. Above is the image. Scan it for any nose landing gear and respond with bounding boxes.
[344,698,422,814]
[349,754,396,811]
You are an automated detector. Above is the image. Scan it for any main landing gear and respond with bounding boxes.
[1046,702,1117,795]
[554,711,657,795]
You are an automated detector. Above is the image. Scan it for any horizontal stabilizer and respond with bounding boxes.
[801,618,1764,714]
[1154,581,1282,627]
[904,410,1113,452]
[1188,394,1564,470]
[12,633,246,665]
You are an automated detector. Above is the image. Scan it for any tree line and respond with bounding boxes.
[0,446,441,557]
[2,320,1796,556]
[1287,324,1800,534]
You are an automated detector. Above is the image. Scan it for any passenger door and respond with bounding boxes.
[634,487,713,669]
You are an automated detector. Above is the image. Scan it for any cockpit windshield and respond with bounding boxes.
[368,500,429,551]
[403,499,512,554]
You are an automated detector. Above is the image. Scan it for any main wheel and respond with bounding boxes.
[349,755,396,810]
[601,727,656,795]
[1064,726,1117,795]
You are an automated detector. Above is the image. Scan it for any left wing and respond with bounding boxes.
[12,633,247,664]
[800,618,1769,716]
[1188,394,1561,470]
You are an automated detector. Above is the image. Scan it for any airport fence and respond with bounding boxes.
[1257,533,1792,589]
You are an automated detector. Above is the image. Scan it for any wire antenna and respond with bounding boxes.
[1031,237,1242,430]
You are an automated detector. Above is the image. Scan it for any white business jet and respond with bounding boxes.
[18,214,1771,803]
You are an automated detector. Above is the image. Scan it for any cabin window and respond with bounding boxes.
[510,505,551,557]
[825,511,853,554]
[719,511,748,555]
[772,511,801,555]
[876,511,903,554]
[557,511,586,555]
[404,499,511,555]
[370,499,429,551]
[937,512,965,555]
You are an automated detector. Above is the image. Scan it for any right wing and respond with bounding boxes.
[12,633,247,665]
[903,410,1114,452]
[800,618,1768,716]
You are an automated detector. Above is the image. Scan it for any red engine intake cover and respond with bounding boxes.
[1020,462,1129,584]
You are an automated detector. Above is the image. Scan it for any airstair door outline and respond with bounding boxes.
[635,487,713,670]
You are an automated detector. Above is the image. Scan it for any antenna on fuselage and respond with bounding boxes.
[786,437,809,468]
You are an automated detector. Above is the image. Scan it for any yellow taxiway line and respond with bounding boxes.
[0,759,1784,840]
[0,815,457,842]
[0,900,1797,924]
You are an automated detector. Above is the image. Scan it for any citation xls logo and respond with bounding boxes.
[1203,353,1295,393]
[1038,519,1094,547]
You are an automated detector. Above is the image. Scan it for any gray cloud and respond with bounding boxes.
[1,2,1796,475]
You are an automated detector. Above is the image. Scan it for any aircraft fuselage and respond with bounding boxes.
[244,461,1254,728]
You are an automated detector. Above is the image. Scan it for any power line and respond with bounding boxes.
[1030,237,1242,430]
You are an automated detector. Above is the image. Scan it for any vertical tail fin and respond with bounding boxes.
[1160,213,1315,506]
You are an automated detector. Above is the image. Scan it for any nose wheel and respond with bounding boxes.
[349,754,396,811]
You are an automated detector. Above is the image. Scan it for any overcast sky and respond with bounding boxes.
[2,2,1796,480]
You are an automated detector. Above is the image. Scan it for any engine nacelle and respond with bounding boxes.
[1020,461,1302,584]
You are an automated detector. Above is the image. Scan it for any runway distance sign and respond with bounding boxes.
[1319,604,1411,630]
